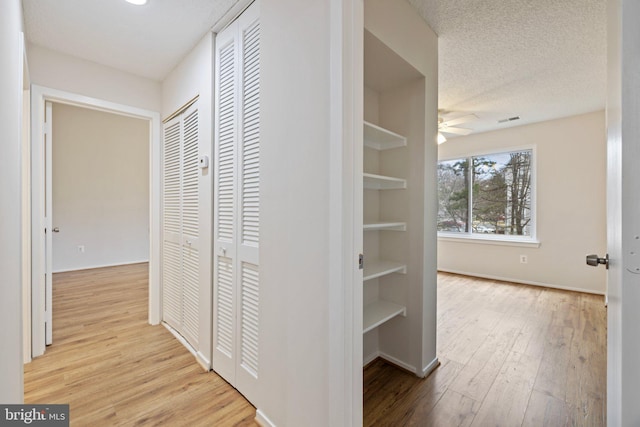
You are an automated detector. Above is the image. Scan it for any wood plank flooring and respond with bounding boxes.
[364,273,607,426]
[25,265,606,426]
[24,263,257,427]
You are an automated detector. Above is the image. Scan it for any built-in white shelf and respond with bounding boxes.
[363,300,407,334]
[363,173,406,190]
[363,222,407,232]
[364,121,407,151]
[363,260,407,281]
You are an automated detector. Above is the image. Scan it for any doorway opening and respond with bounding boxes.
[49,103,150,275]
[29,85,161,359]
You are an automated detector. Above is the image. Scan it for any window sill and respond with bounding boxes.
[438,233,541,248]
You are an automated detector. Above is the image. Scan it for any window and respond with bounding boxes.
[437,149,533,238]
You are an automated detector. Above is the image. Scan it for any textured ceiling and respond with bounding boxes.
[409,0,607,134]
[22,0,240,81]
[22,0,607,134]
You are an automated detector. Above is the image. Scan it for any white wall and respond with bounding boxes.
[23,88,32,364]
[259,0,336,425]
[161,32,213,366]
[438,111,607,294]
[259,0,436,424]
[51,103,149,272]
[0,0,25,403]
[27,43,161,112]
[162,32,212,119]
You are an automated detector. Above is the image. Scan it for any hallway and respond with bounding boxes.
[23,263,607,426]
[24,263,257,426]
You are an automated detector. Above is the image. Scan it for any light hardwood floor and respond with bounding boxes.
[25,265,606,426]
[364,272,607,426]
[24,263,257,427]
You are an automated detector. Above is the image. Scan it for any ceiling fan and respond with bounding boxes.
[437,112,477,144]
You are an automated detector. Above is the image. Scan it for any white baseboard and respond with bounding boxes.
[363,350,380,367]
[438,268,606,296]
[196,351,211,371]
[255,409,276,427]
[53,259,149,274]
[378,351,417,374]
[364,350,434,378]
[421,357,440,378]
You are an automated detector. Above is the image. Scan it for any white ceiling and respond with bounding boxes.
[22,0,607,135]
[22,0,239,81]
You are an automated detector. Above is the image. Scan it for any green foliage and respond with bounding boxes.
[437,151,532,235]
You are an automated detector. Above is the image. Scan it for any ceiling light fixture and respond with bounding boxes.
[125,0,148,5]
[437,132,447,145]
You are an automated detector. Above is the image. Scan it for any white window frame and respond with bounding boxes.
[437,145,539,248]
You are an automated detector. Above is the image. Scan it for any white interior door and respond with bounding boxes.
[213,19,237,385]
[180,104,201,348]
[235,4,261,398]
[44,100,53,345]
[213,0,261,405]
[605,0,640,424]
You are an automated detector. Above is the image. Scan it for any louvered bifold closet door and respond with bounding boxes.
[213,0,260,405]
[162,115,183,332]
[235,4,260,401]
[180,103,200,347]
[162,100,200,350]
[213,18,239,386]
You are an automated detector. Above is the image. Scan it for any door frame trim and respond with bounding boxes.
[30,85,162,357]
[327,0,363,424]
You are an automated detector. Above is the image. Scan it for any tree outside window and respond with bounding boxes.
[437,150,532,237]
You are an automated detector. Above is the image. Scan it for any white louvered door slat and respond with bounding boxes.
[235,4,260,404]
[240,262,259,377]
[216,255,234,357]
[162,116,183,331]
[181,252,199,346]
[240,22,260,249]
[181,104,200,347]
[162,100,201,351]
[217,43,236,244]
[212,0,260,405]
[213,21,239,386]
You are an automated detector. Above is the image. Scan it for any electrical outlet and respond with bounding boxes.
[78,245,85,253]
[520,255,527,264]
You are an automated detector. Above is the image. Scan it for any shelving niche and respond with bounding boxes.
[361,21,436,377]
[362,118,407,339]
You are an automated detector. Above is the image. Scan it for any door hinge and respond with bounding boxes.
[358,254,364,270]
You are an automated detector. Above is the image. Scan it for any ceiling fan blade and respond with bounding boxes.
[439,127,472,136]
[440,114,478,127]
